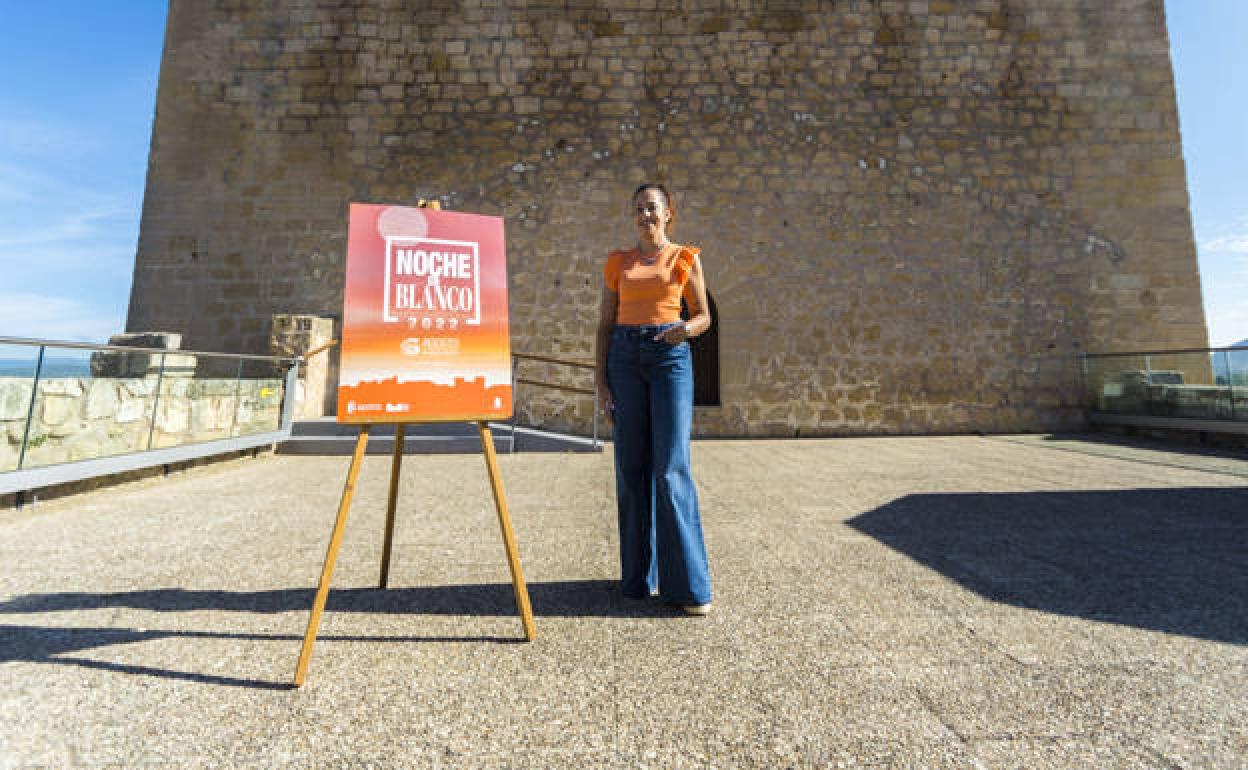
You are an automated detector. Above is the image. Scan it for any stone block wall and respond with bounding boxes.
[129,0,1208,436]
[0,377,284,472]
[270,313,339,418]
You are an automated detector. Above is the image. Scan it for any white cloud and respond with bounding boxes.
[1199,215,1248,251]
[1200,234,1248,255]
[0,205,131,250]
[0,101,148,348]
[1197,216,1248,288]
[0,293,124,343]
[0,161,63,203]
[1206,302,1248,348]
[0,107,98,160]
[0,157,138,284]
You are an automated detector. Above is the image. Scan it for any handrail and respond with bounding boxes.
[303,340,339,359]
[0,336,299,500]
[514,377,595,396]
[511,352,600,449]
[511,352,596,370]
[1083,345,1248,358]
[0,336,299,363]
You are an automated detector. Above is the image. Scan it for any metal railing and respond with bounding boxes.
[1081,345,1248,433]
[511,352,600,449]
[0,336,300,496]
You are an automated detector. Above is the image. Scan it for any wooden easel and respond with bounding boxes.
[293,421,535,686]
[293,199,535,687]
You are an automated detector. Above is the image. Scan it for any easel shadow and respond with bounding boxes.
[0,579,658,618]
[0,579,660,690]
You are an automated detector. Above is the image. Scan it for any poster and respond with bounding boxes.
[337,204,512,423]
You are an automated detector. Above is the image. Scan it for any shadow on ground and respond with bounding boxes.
[0,579,657,619]
[848,486,1248,645]
[6,486,1245,690]
[0,579,661,689]
[1042,431,1248,458]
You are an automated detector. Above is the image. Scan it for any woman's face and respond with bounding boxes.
[633,188,671,242]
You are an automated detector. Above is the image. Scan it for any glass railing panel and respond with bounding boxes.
[1227,348,1248,421]
[0,343,41,472]
[20,345,160,469]
[152,354,238,449]
[235,358,286,437]
[1084,347,1248,422]
[1143,351,1226,419]
[1083,354,1149,415]
[0,337,298,475]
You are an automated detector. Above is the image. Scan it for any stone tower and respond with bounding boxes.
[129,0,1207,436]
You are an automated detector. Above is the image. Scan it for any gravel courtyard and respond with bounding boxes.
[2,434,1245,768]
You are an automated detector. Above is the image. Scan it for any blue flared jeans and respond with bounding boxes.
[607,323,712,605]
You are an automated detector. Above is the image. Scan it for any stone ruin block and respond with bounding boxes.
[270,314,338,419]
[90,332,195,378]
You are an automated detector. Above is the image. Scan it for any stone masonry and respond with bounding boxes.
[128,0,1208,436]
[0,375,284,473]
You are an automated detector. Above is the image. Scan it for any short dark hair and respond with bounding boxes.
[632,183,676,230]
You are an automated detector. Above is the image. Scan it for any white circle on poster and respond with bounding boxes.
[377,206,429,240]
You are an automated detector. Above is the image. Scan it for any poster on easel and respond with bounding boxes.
[294,203,533,688]
[338,203,512,423]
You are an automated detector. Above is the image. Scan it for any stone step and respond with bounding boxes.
[278,419,602,455]
[289,418,483,438]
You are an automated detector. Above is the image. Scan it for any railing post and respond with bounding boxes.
[509,354,518,454]
[229,358,244,438]
[16,345,46,471]
[1078,352,1089,411]
[279,360,299,434]
[592,379,599,450]
[1224,350,1236,421]
[0,338,315,497]
[146,353,168,451]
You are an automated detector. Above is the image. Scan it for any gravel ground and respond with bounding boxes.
[1,434,1245,768]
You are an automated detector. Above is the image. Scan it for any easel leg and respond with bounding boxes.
[380,423,405,589]
[477,422,536,641]
[294,426,370,687]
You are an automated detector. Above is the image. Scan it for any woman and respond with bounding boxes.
[594,183,714,615]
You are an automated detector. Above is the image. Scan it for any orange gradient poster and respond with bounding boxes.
[337,204,512,423]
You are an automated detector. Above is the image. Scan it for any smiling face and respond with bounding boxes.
[633,187,673,245]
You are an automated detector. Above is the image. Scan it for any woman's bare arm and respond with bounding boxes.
[595,285,619,418]
[656,254,712,344]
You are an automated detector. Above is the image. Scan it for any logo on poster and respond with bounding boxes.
[383,237,481,327]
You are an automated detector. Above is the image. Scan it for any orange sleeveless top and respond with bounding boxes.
[603,244,700,326]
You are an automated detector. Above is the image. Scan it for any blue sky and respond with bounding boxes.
[0,2,1244,347]
[1169,1,1248,346]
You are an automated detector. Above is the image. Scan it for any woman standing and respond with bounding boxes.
[594,183,713,615]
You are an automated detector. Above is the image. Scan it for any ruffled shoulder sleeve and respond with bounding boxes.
[603,250,628,292]
[670,245,700,286]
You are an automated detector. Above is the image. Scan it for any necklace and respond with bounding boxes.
[637,241,671,264]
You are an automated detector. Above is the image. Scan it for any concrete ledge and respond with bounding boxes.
[1088,411,1248,435]
[0,431,289,496]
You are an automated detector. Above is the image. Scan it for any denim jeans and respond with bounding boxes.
[607,323,712,605]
